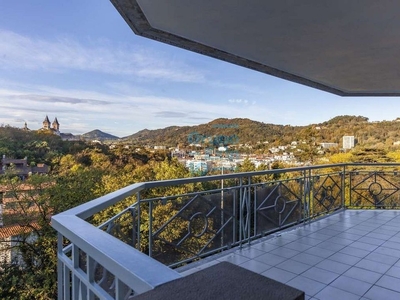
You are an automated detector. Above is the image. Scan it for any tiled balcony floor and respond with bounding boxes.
[178,210,400,300]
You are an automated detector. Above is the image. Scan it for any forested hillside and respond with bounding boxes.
[123,115,400,149]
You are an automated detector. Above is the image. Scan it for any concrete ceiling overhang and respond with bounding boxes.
[110,0,400,96]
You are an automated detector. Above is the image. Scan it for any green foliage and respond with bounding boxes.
[0,169,102,299]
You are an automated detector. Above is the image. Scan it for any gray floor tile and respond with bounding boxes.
[343,267,382,284]
[261,267,297,283]
[373,228,398,236]
[382,241,400,250]
[364,286,400,300]
[350,241,379,252]
[386,266,400,279]
[307,232,332,241]
[251,241,279,252]
[304,246,336,258]
[388,236,400,243]
[234,247,265,259]
[365,232,392,241]
[291,252,325,266]
[264,238,292,247]
[374,246,400,258]
[328,252,361,265]
[339,246,370,258]
[336,232,363,240]
[365,252,399,265]
[358,236,386,246]
[301,267,340,284]
[296,237,324,246]
[287,275,326,296]
[275,259,311,275]
[270,246,300,258]
[315,259,351,274]
[317,228,341,236]
[346,228,370,235]
[253,252,287,266]
[316,241,346,252]
[314,286,359,300]
[330,275,373,296]
[328,237,354,246]
[376,275,400,293]
[284,241,313,251]
[238,259,272,274]
[356,259,392,274]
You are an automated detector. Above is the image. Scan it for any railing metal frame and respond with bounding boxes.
[52,163,400,299]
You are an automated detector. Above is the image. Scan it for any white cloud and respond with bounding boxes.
[0,81,282,136]
[228,99,251,105]
[0,30,204,82]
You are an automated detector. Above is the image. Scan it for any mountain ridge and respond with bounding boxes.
[81,129,120,141]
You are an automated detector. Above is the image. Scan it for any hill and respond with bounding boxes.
[81,129,119,141]
[123,118,296,146]
[122,115,400,149]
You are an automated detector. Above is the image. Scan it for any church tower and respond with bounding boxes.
[43,116,51,130]
[52,117,60,131]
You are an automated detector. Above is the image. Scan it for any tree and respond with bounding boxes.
[0,169,102,299]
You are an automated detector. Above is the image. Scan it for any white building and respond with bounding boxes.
[343,136,355,149]
[185,160,208,174]
[320,142,338,149]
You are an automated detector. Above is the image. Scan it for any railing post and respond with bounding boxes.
[247,175,251,244]
[57,233,64,300]
[87,256,95,300]
[302,169,309,223]
[136,192,141,251]
[148,201,153,257]
[239,177,243,246]
[342,164,346,208]
[72,244,80,299]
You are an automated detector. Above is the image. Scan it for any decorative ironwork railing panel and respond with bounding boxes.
[311,173,343,217]
[52,163,400,299]
[255,181,302,236]
[350,171,400,208]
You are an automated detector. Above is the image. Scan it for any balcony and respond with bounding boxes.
[52,163,400,299]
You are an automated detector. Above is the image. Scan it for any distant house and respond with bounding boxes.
[0,184,42,265]
[0,224,38,265]
[0,156,49,180]
[320,142,339,149]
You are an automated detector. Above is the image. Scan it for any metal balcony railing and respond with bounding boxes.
[51,163,400,299]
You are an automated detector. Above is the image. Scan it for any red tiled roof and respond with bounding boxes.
[0,223,39,239]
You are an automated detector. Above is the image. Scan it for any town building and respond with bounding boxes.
[0,156,49,180]
[343,136,355,149]
[320,142,339,149]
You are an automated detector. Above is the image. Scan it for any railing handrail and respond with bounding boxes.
[56,162,400,220]
[52,216,181,293]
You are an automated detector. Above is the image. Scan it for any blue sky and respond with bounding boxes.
[0,1,398,137]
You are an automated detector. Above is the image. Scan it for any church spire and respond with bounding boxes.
[43,115,51,130]
[52,117,60,131]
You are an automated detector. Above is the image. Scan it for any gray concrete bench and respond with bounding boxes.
[135,261,305,300]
